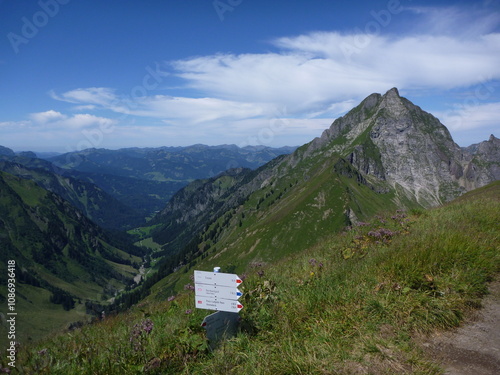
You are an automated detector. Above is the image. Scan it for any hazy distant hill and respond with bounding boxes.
[47,145,296,217]
[0,146,15,157]
[0,145,296,225]
[49,145,296,181]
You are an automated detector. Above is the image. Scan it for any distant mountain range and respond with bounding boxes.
[48,144,297,181]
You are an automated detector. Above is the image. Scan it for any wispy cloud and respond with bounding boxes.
[436,102,500,131]
[49,87,117,106]
[171,32,500,108]
[405,4,500,37]
[29,110,116,130]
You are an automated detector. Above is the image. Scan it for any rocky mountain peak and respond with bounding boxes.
[308,88,498,207]
[381,87,401,102]
[464,134,500,181]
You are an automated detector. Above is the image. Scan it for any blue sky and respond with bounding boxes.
[1,0,499,152]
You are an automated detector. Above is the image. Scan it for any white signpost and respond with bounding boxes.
[194,268,244,348]
[195,296,244,312]
[195,284,243,300]
[194,270,242,288]
[194,270,243,313]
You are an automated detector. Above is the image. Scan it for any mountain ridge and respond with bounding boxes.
[0,144,297,224]
[0,159,143,230]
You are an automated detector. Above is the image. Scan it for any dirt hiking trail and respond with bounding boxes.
[422,280,500,374]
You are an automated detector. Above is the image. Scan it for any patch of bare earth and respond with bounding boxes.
[421,280,500,375]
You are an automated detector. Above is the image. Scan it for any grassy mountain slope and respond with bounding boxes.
[9,181,499,374]
[149,156,402,306]
[0,171,143,347]
[149,167,255,257]
[0,160,143,230]
[125,144,403,306]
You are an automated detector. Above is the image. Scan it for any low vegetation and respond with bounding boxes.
[4,182,499,374]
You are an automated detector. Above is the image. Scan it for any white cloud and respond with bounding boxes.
[27,112,116,130]
[436,102,500,131]
[122,96,271,123]
[0,120,31,131]
[61,114,116,129]
[170,32,500,111]
[51,88,275,124]
[30,110,67,123]
[73,104,98,111]
[50,87,117,106]
[0,112,118,152]
[1,113,116,147]
[406,5,500,37]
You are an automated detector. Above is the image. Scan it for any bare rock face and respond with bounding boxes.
[367,88,466,206]
[463,135,500,188]
[319,88,498,207]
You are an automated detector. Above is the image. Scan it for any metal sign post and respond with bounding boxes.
[201,311,241,350]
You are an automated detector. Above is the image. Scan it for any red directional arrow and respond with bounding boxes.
[196,296,243,313]
[194,270,242,287]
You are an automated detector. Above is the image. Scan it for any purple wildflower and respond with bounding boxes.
[142,319,154,334]
[130,319,154,352]
[356,221,370,227]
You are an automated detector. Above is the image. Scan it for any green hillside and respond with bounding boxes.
[7,181,499,374]
[0,160,143,230]
[47,145,296,218]
[0,171,143,348]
